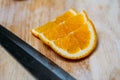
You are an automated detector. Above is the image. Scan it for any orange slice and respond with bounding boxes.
[31,9,97,60]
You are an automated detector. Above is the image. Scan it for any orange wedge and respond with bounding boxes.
[31,9,97,60]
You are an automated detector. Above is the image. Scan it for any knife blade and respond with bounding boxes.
[0,25,75,80]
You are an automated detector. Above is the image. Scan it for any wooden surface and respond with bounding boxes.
[0,0,120,80]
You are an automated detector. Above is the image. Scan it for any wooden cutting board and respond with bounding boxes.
[0,0,120,80]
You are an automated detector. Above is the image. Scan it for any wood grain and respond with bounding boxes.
[0,0,120,80]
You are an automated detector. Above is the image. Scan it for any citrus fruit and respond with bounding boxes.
[31,9,97,60]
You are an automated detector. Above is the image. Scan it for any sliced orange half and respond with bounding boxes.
[31,9,97,60]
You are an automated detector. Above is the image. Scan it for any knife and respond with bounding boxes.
[0,25,75,80]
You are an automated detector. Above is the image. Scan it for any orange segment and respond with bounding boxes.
[54,23,90,54]
[73,23,91,50]
[33,22,56,37]
[31,9,97,60]
[54,34,80,54]
[61,14,84,33]
[34,22,56,33]
[55,8,78,24]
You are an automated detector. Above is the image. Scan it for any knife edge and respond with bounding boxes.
[0,25,75,80]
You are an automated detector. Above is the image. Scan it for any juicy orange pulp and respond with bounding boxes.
[35,14,84,40]
[35,14,90,54]
[31,9,97,59]
[55,9,78,23]
[54,24,90,54]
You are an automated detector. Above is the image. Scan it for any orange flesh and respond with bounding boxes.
[34,11,91,54]
[55,9,78,24]
[35,14,84,41]
[54,24,90,54]
[35,9,78,33]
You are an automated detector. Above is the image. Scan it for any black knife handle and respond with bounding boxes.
[0,25,75,80]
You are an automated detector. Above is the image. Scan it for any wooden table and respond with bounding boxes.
[0,0,120,80]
